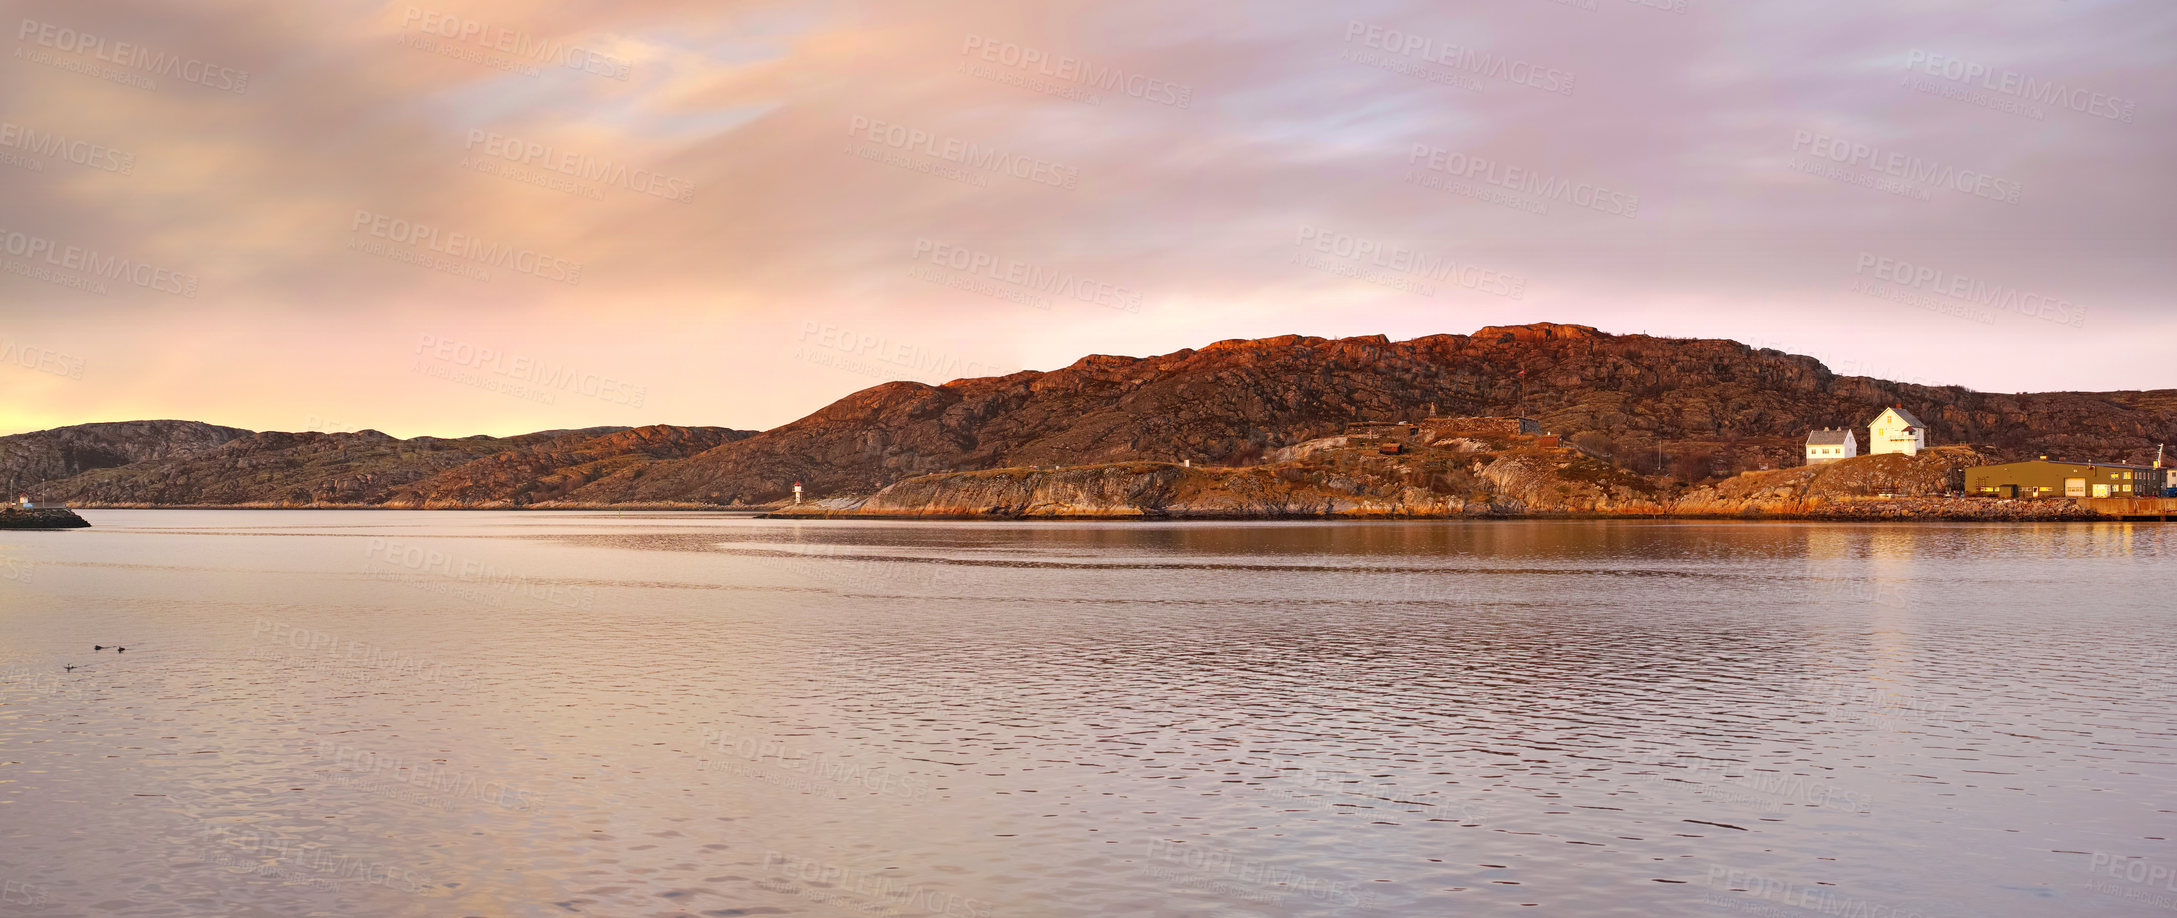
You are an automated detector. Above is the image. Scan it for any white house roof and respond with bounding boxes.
[1806,429,1854,446]
[1874,406,1924,428]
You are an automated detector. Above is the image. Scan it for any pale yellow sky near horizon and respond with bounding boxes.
[2,0,2172,438]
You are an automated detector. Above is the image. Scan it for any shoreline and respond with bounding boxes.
[56,502,771,512]
[756,510,2142,523]
[39,504,2169,523]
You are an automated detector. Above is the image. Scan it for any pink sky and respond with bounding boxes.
[1,0,2171,437]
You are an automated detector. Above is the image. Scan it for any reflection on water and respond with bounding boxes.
[1,512,2172,917]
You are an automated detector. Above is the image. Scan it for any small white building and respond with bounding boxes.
[1805,428,1858,464]
[1868,406,1926,456]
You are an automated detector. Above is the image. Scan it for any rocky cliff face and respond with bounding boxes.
[602,323,2176,505]
[0,420,250,495]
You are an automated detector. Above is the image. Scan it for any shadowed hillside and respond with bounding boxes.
[1,420,251,495]
[33,426,752,507]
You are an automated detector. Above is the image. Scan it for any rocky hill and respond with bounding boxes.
[0,420,250,495]
[592,323,2176,505]
[41,429,547,506]
[10,323,2170,508]
[33,425,752,507]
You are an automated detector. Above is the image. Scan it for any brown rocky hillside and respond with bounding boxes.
[800,431,1668,518]
[584,324,2175,505]
[12,323,2171,507]
[1,420,250,496]
[1674,446,1990,515]
[385,425,755,507]
[40,429,554,506]
[33,424,763,508]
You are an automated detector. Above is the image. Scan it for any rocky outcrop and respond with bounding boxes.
[1673,447,1985,515]
[843,464,1200,517]
[770,438,2124,521]
[772,434,1675,519]
[0,508,89,529]
[1,420,249,494]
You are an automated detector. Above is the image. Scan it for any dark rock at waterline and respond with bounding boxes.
[0,507,88,529]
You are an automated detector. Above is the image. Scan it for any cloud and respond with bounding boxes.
[2,0,2171,436]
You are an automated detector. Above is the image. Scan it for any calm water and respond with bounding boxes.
[1,512,2172,917]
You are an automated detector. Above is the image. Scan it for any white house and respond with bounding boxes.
[1805,428,1858,465]
[1868,406,1926,456]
